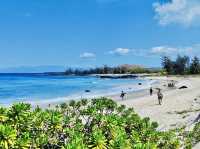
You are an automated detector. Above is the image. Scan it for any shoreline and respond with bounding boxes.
[0,77,157,107]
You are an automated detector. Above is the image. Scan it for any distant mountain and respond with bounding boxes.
[0,65,66,73]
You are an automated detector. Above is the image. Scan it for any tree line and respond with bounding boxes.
[162,55,200,75]
[64,55,200,76]
[64,65,159,75]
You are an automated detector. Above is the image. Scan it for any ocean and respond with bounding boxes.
[0,73,155,104]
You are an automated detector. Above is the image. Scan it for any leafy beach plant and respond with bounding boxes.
[0,97,197,149]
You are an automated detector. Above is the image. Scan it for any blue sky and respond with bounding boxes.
[0,0,200,70]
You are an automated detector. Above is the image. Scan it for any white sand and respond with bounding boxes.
[114,76,200,131]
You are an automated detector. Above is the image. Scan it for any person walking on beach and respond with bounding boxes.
[120,91,126,100]
[157,89,163,105]
[150,87,153,96]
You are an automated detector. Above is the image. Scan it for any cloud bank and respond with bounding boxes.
[150,45,195,57]
[153,0,200,26]
[108,45,200,58]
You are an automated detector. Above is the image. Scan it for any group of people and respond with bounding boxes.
[120,87,163,105]
[168,81,175,88]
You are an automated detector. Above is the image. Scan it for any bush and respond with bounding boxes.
[0,98,181,148]
[129,66,150,74]
[184,122,200,148]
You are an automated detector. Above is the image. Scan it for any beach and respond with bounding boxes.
[1,74,200,132]
[1,75,200,148]
[110,76,200,132]
[27,75,200,134]
[13,75,200,133]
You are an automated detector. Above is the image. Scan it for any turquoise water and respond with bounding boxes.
[0,74,153,104]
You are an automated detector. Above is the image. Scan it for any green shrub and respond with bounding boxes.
[0,98,181,148]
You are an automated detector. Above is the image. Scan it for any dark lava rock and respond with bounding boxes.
[85,90,91,93]
[179,86,188,89]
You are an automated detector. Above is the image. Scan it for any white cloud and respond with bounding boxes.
[109,48,130,56]
[80,52,96,59]
[150,45,198,57]
[108,45,200,58]
[153,0,200,26]
[151,46,179,55]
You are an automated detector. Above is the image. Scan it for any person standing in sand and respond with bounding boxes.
[157,89,163,105]
[150,87,153,96]
[120,91,126,100]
